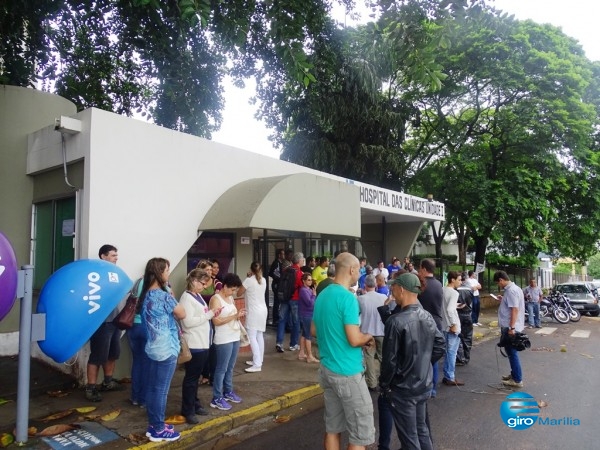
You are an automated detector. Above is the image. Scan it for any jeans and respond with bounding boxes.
[127,323,149,405]
[276,301,300,347]
[502,328,523,382]
[457,313,473,363]
[388,390,433,450]
[146,355,177,430]
[443,331,460,381]
[431,361,438,397]
[378,393,394,450]
[212,340,240,399]
[526,301,541,327]
[181,350,209,416]
[471,295,481,323]
[247,327,264,367]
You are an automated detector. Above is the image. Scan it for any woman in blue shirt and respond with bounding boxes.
[140,257,186,442]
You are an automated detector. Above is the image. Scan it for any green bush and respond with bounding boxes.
[485,252,537,269]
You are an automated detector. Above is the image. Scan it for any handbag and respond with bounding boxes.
[239,321,250,347]
[177,320,192,364]
[113,278,143,330]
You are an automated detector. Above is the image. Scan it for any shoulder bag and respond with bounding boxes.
[177,320,192,364]
[114,278,143,330]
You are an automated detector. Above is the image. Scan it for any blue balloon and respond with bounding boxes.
[37,259,133,363]
[0,231,18,322]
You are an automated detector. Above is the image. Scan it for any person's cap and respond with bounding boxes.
[387,273,421,293]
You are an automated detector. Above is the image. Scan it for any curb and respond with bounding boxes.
[131,384,323,449]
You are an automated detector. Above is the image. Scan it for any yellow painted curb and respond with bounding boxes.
[131,384,323,449]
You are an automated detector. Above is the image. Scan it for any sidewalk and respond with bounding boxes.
[0,308,498,449]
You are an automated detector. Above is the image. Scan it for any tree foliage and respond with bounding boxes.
[408,12,600,264]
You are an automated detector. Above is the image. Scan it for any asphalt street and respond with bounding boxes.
[226,315,600,450]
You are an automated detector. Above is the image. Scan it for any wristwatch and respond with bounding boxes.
[509,327,515,331]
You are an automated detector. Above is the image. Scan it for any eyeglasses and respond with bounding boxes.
[305,278,313,282]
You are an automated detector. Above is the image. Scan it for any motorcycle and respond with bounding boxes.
[550,290,581,322]
[525,294,569,324]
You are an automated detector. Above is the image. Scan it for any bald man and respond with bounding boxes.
[312,253,375,450]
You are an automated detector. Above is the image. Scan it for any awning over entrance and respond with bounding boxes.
[199,173,361,237]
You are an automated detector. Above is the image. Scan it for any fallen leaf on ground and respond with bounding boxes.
[47,390,70,398]
[579,353,594,359]
[37,424,80,436]
[11,427,37,437]
[0,433,14,448]
[41,410,74,422]
[100,409,121,421]
[0,398,13,407]
[74,406,97,413]
[165,415,186,425]
[127,433,148,445]
[81,414,100,421]
[274,415,291,423]
[538,400,548,408]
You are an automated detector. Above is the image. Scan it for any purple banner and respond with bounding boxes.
[0,232,18,322]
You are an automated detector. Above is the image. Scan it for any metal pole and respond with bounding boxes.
[15,265,34,445]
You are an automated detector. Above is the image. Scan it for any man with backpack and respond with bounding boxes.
[275,252,304,353]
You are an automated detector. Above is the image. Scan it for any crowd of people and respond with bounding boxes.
[85,245,267,443]
[84,246,525,448]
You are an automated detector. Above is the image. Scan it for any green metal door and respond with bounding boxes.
[33,197,75,289]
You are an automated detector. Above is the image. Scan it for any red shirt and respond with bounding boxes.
[291,263,303,301]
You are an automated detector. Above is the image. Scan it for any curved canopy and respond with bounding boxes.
[199,173,361,237]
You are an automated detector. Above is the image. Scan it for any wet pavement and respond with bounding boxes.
[0,310,499,449]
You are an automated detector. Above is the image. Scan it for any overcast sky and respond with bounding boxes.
[212,0,600,159]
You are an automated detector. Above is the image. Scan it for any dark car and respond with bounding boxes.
[555,282,600,316]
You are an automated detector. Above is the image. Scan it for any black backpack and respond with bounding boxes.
[276,267,298,303]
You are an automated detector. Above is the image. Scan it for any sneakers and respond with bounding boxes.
[502,378,524,388]
[85,387,102,402]
[473,323,479,327]
[476,322,483,327]
[210,397,232,411]
[245,366,262,373]
[224,391,242,403]
[245,361,255,366]
[146,425,181,442]
[145,424,174,437]
[289,344,300,351]
[501,374,512,381]
[100,379,125,391]
[276,344,284,353]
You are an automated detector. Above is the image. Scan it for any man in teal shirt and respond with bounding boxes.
[312,252,375,450]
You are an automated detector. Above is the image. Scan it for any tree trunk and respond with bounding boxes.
[474,235,487,268]
[430,221,446,259]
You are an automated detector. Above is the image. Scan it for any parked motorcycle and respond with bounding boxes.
[550,290,581,322]
[525,294,569,324]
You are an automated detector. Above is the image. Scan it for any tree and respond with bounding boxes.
[1,0,357,137]
[408,12,600,266]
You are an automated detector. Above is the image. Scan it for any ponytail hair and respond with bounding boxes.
[250,261,263,284]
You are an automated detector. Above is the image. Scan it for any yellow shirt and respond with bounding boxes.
[312,266,328,286]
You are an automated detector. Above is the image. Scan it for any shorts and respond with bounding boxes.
[300,317,312,340]
[88,322,121,366]
[319,365,375,446]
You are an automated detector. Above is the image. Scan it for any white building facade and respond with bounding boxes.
[0,86,445,381]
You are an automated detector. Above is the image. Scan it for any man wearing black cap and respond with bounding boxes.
[380,273,446,450]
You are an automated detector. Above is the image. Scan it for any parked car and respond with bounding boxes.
[554,282,600,316]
